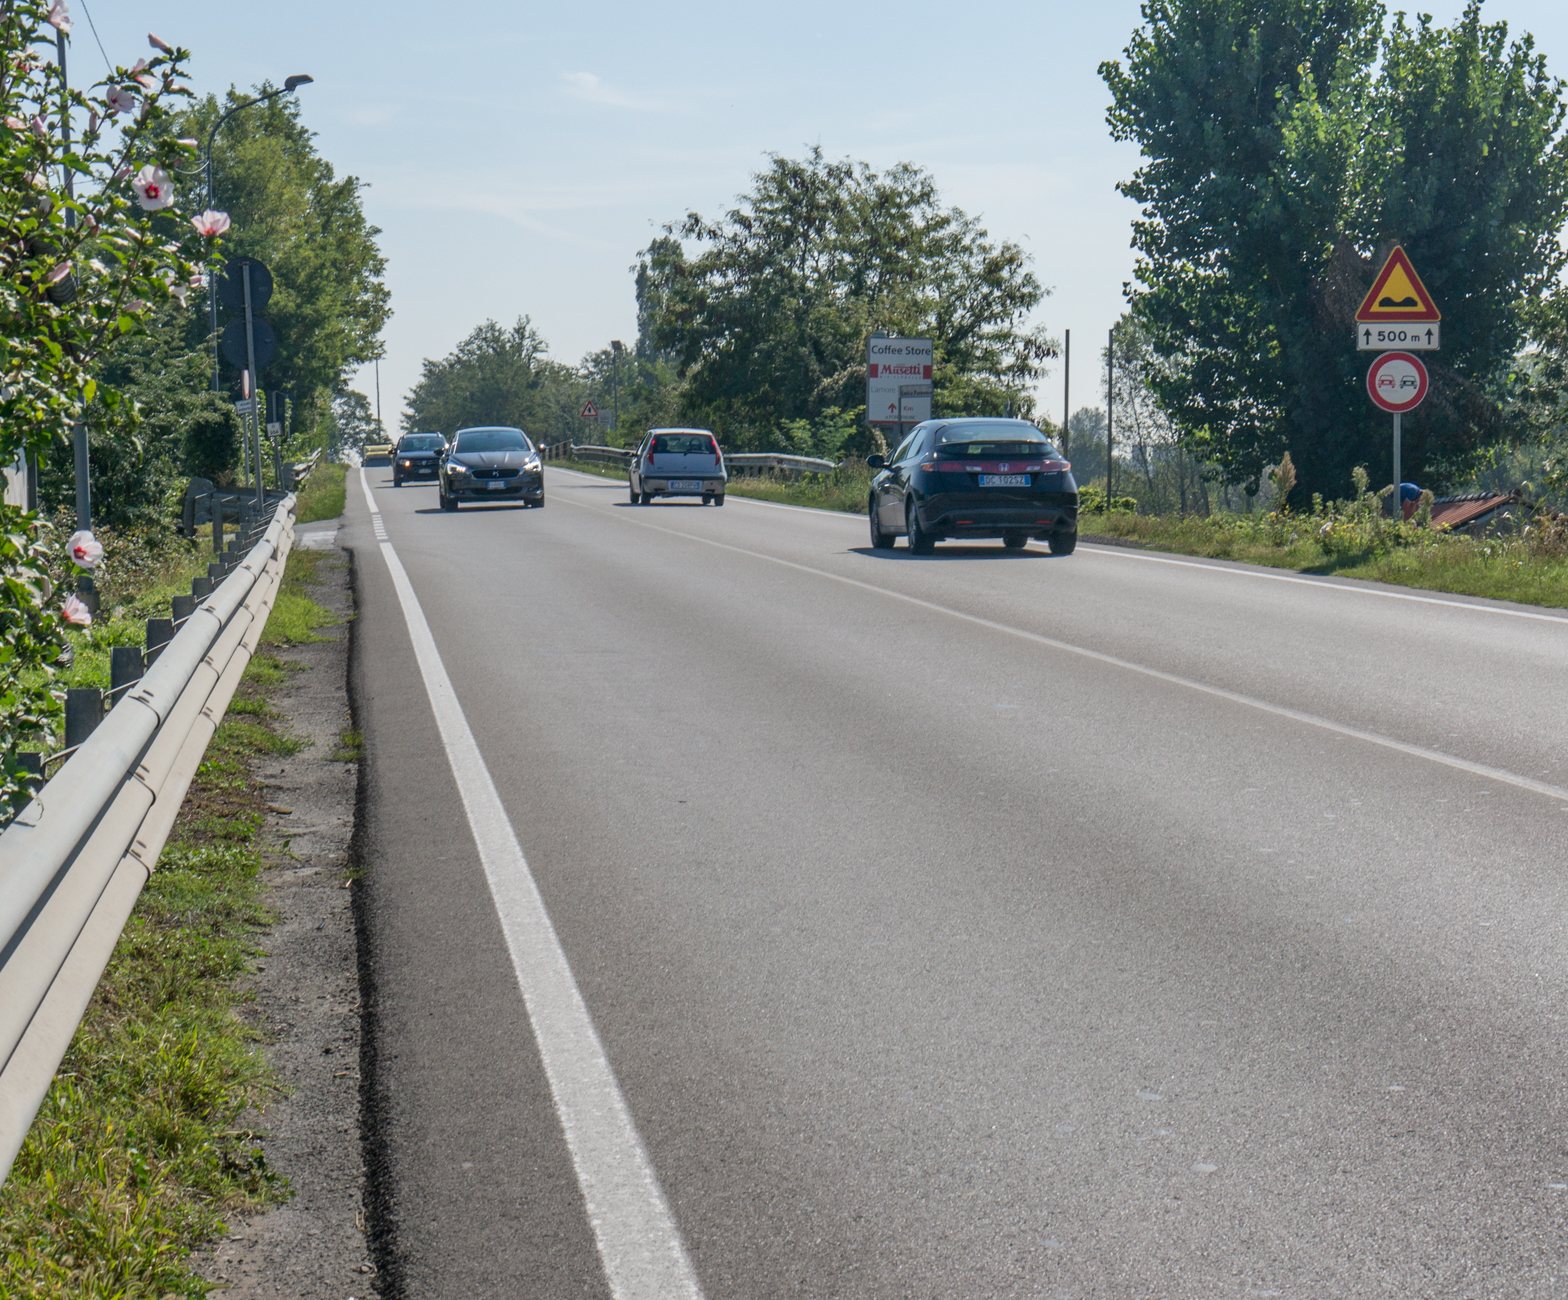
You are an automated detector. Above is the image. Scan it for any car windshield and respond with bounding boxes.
[651,434,717,455]
[454,428,531,453]
[400,436,445,452]
[933,424,1056,458]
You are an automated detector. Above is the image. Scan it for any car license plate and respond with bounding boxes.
[979,474,1031,487]
[669,480,702,491]
[487,480,505,490]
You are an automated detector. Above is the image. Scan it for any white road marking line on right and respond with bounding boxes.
[555,490,1568,807]
[360,470,704,1300]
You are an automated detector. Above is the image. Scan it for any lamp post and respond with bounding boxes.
[205,75,313,391]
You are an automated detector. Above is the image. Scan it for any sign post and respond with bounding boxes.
[868,337,933,443]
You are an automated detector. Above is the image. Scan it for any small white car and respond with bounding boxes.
[629,428,726,505]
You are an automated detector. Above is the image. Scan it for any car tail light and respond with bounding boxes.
[710,438,721,463]
[1043,459,1070,472]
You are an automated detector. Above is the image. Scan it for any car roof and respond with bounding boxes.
[932,417,1043,429]
[647,427,716,436]
[454,425,528,435]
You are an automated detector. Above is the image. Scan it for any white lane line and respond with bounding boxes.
[554,490,1568,806]
[359,471,704,1300]
[1082,544,1568,626]
[544,466,1568,625]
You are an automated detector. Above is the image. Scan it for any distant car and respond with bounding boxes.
[629,429,726,505]
[363,440,393,466]
[393,433,447,486]
[867,417,1079,555]
[438,426,543,511]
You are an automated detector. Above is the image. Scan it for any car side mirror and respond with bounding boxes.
[866,454,885,470]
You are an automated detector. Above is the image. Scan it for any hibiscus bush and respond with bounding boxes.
[0,0,224,815]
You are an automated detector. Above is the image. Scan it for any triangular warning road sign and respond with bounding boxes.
[579,400,599,419]
[1356,247,1440,322]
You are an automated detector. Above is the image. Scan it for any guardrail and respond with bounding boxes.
[552,445,839,477]
[0,496,298,1186]
[722,452,838,475]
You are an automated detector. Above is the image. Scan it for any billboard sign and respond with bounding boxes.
[868,337,933,425]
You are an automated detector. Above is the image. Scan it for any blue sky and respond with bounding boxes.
[84,0,1568,430]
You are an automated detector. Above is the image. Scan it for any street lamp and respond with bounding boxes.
[205,75,314,391]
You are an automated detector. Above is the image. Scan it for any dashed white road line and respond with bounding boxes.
[359,470,704,1300]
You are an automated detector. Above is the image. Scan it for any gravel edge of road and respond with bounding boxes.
[189,538,374,1298]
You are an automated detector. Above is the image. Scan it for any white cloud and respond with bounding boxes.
[560,71,666,113]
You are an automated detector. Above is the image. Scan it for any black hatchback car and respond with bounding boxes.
[438,426,543,510]
[392,433,447,486]
[867,418,1078,554]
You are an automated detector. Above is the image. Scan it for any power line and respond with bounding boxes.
[77,0,112,72]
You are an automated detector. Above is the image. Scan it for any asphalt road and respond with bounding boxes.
[347,465,1568,1299]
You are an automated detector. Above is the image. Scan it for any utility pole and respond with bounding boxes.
[611,340,624,430]
[56,26,89,530]
[1062,329,1070,455]
[374,358,383,440]
[1106,326,1115,502]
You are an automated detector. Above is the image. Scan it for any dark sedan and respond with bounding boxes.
[438,426,544,511]
[392,433,448,486]
[867,418,1078,555]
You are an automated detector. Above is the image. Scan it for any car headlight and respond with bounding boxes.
[522,458,540,473]
[447,462,469,474]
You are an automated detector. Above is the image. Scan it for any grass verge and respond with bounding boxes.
[0,550,339,1298]
[295,463,346,525]
[1084,508,1568,608]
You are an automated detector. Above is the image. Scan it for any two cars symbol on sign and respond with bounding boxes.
[579,400,599,420]
[1366,351,1429,413]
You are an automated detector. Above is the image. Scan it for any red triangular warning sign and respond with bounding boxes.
[579,400,599,419]
[1356,247,1440,322]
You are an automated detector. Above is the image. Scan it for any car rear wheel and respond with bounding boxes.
[906,501,934,555]
[629,482,639,505]
[869,496,893,549]
[1048,531,1077,555]
[640,489,654,505]
[1003,532,1028,550]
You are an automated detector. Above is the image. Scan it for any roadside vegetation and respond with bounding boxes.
[0,552,338,1298]
[295,462,347,525]
[1085,498,1568,607]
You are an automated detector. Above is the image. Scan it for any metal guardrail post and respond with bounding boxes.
[109,647,143,702]
[171,593,195,627]
[63,689,102,750]
[145,617,173,666]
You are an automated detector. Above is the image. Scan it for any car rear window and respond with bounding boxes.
[454,429,531,452]
[934,424,1056,457]
[934,440,1059,458]
[651,434,718,455]
[401,436,445,452]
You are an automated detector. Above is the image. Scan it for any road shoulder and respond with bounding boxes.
[191,536,371,1297]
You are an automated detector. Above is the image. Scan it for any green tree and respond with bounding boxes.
[324,387,380,460]
[1102,0,1568,502]
[403,317,589,444]
[182,88,389,446]
[640,150,1055,449]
